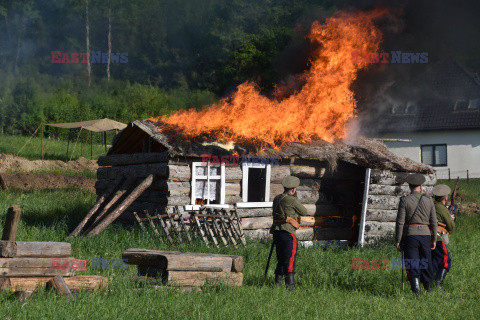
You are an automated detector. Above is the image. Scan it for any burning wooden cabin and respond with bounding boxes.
[93,120,435,245]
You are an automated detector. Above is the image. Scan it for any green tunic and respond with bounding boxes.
[434,201,455,242]
[270,192,308,235]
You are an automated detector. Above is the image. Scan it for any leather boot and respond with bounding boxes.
[275,274,283,287]
[285,273,295,290]
[436,268,448,292]
[410,277,421,295]
[423,281,433,293]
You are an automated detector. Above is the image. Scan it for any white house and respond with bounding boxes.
[363,58,480,179]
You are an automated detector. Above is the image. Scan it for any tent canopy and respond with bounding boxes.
[46,118,127,133]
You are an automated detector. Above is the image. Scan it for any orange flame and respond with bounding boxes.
[149,9,387,148]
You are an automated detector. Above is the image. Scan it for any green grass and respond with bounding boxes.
[0,188,479,319]
[438,178,480,204]
[0,134,110,161]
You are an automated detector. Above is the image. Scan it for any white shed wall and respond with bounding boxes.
[372,130,480,179]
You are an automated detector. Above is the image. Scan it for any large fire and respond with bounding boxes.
[148,9,387,149]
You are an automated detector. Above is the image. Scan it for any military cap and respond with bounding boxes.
[432,184,451,197]
[405,173,426,186]
[282,176,300,189]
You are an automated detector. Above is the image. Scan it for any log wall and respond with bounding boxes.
[362,169,436,244]
[95,153,365,242]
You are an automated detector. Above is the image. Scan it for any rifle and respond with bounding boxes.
[449,177,459,219]
[264,241,275,282]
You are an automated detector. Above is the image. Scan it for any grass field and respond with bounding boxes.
[0,187,478,319]
[0,134,110,161]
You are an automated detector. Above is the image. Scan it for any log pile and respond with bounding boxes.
[122,248,244,288]
[135,206,246,248]
[0,206,107,298]
[363,170,436,244]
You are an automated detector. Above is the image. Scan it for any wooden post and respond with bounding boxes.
[145,212,163,243]
[81,129,84,157]
[48,275,74,299]
[2,206,22,242]
[0,155,7,191]
[41,124,44,160]
[104,131,107,153]
[90,131,93,160]
[467,170,469,182]
[66,130,71,161]
[86,175,154,236]
[448,168,451,181]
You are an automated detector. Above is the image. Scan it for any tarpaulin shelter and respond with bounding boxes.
[45,118,127,160]
[16,118,127,160]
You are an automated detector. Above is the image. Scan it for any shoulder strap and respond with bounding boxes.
[275,194,288,221]
[406,195,423,226]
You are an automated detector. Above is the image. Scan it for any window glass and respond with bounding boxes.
[435,145,447,166]
[421,146,433,165]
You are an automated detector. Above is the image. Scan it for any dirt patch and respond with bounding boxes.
[1,172,96,192]
[0,154,98,173]
[457,203,480,217]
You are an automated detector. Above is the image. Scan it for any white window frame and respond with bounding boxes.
[237,162,272,207]
[191,162,225,205]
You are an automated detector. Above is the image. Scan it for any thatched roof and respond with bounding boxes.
[109,120,434,174]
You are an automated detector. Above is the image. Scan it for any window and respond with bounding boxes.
[468,98,480,110]
[391,105,405,114]
[241,161,271,205]
[191,162,225,205]
[405,102,418,114]
[421,144,447,166]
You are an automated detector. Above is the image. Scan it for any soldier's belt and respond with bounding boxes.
[410,224,428,227]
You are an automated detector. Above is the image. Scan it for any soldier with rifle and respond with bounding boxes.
[268,176,308,289]
[396,173,437,295]
[432,184,456,291]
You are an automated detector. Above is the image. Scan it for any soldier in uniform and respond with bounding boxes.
[395,173,437,294]
[270,176,308,289]
[431,184,455,291]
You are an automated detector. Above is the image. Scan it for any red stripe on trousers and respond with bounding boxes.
[442,241,449,269]
[288,234,297,273]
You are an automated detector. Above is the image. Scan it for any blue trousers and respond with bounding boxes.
[402,235,434,283]
[273,230,297,275]
[432,240,451,276]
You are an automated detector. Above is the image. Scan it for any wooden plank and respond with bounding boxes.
[97,163,169,180]
[164,271,243,287]
[2,206,22,241]
[240,216,272,230]
[370,170,436,186]
[367,195,400,210]
[296,190,330,204]
[123,249,244,272]
[0,267,75,277]
[47,275,74,299]
[194,216,209,247]
[122,250,233,272]
[365,209,398,222]
[364,221,395,236]
[70,175,124,237]
[270,166,291,183]
[145,213,163,243]
[97,152,168,166]
[0,241,71,258]
[87,175,154,236]
[369,184,434,196]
